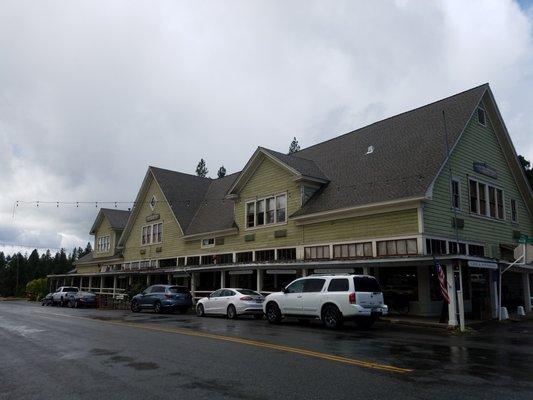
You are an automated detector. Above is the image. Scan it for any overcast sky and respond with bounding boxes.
[0,0,532,255]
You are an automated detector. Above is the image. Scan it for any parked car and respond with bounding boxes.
[263,274,388,329]
[130,285,192,314]
[66,291,97,308]
[196,288,264,319]
[51,287,79,306]
[41,292,54,306]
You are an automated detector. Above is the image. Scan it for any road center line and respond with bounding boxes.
[35,311,412,374]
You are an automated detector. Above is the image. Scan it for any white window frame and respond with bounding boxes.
[96,235,110,253]
[468,178,505,221]
[201,237,215,249]
[244,192,287,230]
[451,177,461,211]
[141,222,163,246]
[510,199,518,223]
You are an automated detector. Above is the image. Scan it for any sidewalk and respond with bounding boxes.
[381,313,533,330]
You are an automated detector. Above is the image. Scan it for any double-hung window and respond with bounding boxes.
[468,179,504,220]
[451,178,461,210]
[246,193,286,229]
[96,235,110,252]
[141,222,163,245]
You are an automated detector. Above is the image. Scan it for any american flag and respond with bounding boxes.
[435,259,450,304]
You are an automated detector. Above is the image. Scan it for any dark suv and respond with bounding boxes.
[131,285,192,314]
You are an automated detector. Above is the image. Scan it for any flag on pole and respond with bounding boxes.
[434,258,450,304]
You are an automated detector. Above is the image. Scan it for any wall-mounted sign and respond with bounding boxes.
[266,269,297,275]
[229,270,253,275]
[146,213,160,222]
[473,162,498,179]
[467,260,498,270]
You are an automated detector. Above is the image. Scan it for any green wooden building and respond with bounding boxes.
[49,84,533,325]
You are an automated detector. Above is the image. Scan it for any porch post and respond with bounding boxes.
[146,274,151,286]
[88,276,92,291]
[70,277,74,286]
[523,272,531,313]
[301,268,307,277]
[167,273,172,284]
[79,277,83,290]
[190,273,197,298]
[446,264,458,327]
[256,269,262,293]
[362,266,369,275]
[128,275,133,285]
[100,275,104,294]
[113,275,117,298]
[220,271,226,288]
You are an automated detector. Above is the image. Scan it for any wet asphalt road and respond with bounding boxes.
[0,301,532,400]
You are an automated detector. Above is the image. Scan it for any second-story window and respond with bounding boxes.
[246,193,286,229]
[511,199,518,223]
[469,179,504,220]
[141,222,162,245]
[96,235,110,252]
[451,178,461,210]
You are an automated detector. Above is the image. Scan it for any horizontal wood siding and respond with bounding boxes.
[423,97,533,257]
[92,217,115,259]
[119,158,420,262]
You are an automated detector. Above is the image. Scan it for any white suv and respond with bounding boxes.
[263,274,388,329]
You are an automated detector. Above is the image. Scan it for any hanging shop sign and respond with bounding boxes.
[467,260,498,270]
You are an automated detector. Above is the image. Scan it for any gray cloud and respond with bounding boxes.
[1,0,532,252]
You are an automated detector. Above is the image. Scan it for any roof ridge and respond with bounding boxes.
[149,165,212,181]
[297,83,489,155]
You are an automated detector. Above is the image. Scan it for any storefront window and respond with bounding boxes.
[378,267,418,301]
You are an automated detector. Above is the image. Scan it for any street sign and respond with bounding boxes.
[518,235,533,244]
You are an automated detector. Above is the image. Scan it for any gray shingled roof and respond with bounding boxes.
[150,166,213,232]
[260,148,329,181]
[185,172,240,235]
[291,84,488,217]
[101,208,130,230]
[149,84,488,234]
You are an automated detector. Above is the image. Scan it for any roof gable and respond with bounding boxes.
[227,147,328,196]
[89,208,130,235]
[291,84,488,218]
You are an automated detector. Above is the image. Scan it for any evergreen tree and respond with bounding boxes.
[196,159,208,178]
[217,166,226,178]
[288,137,300,154]
[83,242,92,256]
[518,155,533,189]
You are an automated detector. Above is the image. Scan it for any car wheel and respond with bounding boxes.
[355,316,376,329]
[253,314,263,320]
[196,304,205,317]
[322,304,343,329]
[67,300,74,308]
[74,300,79,309]
[266,303,282,324]
[154,301,162,314]
[130,300,141,313]
[227,305,237,319]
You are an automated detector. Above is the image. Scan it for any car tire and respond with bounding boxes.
[253,314,263,320]
[153,301,162,314]
[355,316,376,329]
[266,302,282,324]
[227,305,237,319]
[322,304,343,329]
[74,300,79,309]
[68,300,74,308]
[130,300,141,313]
[196,304,205,317]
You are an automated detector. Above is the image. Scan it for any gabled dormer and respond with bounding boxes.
[89,208,130,258]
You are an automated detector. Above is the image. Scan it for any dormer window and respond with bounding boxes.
[246,193,286,229]
[477,108,486,126]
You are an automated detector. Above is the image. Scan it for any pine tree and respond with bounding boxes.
[217,166,226,178]
[518,155,533,189]
[196,159,208,177]
[288,137,300,154]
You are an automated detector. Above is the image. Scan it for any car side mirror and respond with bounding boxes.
[282,287,287,293]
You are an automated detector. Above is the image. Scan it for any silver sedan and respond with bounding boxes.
[196,288,264,319]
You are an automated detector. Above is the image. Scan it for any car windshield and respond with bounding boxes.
[64,288,78,292]
[353,277,381,292]
[168,286,189,294]
[237,289,261,296]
